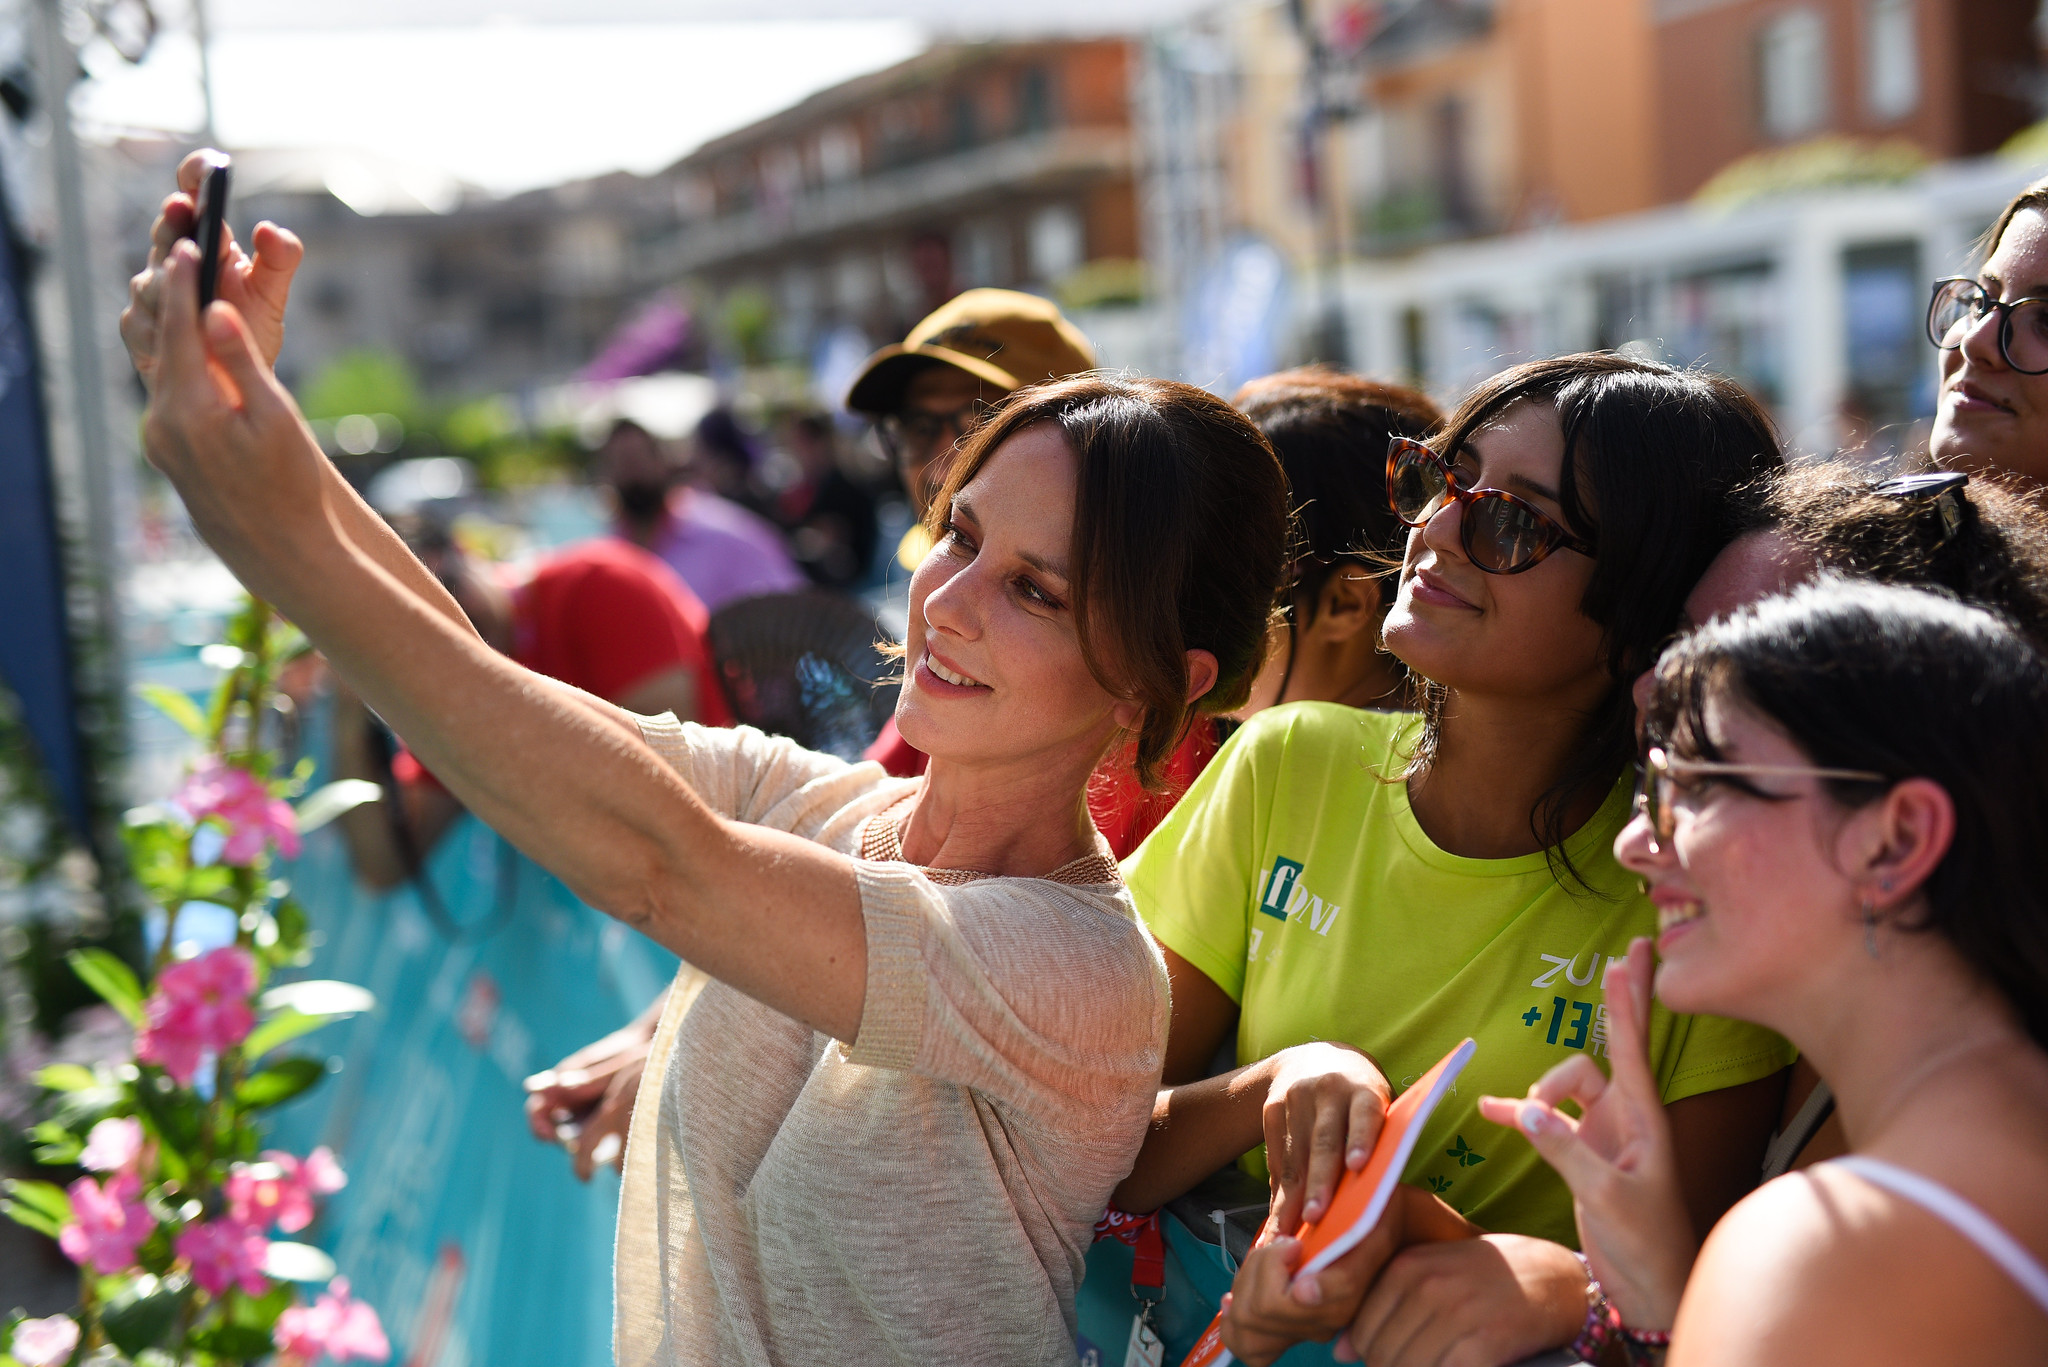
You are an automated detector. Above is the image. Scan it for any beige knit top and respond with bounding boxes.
[614,716,1172,1366]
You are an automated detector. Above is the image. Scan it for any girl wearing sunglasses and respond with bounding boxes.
[1476,581,2048,1365]
[1115,353,1795,1366]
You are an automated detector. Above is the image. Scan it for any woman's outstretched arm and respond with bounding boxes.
[141,243,870,1042]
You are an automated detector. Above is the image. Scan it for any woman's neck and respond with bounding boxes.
[1774,929,2035,1153]
[1281,631,1408,712]
[898,747,1102,877]
[1407,685,1614,860]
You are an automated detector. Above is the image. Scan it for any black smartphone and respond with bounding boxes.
[192,157,232,308]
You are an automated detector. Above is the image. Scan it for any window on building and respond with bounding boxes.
[1758,8,1830,141]
[1864,0,1918,122]
[1028,204,1085,283]
[950,92,980,152]
[1016,67,1053,133]
[816,125,862,184]
[955,219,1012,288]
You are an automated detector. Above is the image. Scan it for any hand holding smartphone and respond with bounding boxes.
[187,155,232,309]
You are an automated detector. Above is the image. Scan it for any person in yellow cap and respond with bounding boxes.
[846,288,1098,572]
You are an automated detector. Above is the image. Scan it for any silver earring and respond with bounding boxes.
[1862,898,1882,960]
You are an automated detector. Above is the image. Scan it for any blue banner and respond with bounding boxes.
[0,176,90,836]
[270,806,677,1367]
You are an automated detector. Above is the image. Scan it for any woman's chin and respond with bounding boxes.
[1649,952,1738,1022]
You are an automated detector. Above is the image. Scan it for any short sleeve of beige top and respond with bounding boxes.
[613,715,1172,1367]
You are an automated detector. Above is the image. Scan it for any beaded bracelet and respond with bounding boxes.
[1619,1324,1673,1365]
[1566,1254,1621,1362]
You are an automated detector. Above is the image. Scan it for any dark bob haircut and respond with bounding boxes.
[1643,579,2048,1049]
[924,373,1290,787]
[1233,367,1442,617]
[1409,353,1784,882]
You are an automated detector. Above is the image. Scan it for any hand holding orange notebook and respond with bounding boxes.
[1179,1038,1479,1367]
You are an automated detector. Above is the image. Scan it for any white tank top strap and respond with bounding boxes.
[1826,1155,2048,1316]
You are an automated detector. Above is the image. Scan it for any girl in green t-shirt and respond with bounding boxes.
[1120,353,1795,1366]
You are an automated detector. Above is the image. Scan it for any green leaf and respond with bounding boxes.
[273,899,311,953]
[131,1074,204,1157]
[2,1178,73,1238]
[226,1278,297,1332]
[189,1322,281,1358]
[235,1057,327,1110]
[33,1062,99,1092]
[100,1274,192,1357]
[264,1241,337,1283]
[241,1010,330,1060]
[183,864,235,901]
[67,949,146,1028]
[137,682,208,739]
[29,1121,83,1165]
[293,778,383,834]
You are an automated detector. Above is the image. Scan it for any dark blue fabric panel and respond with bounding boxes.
[0,184,90,837]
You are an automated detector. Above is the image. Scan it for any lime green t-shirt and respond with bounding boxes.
[1126,703,1794,1249]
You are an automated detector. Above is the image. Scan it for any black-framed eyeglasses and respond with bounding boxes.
[1872,470,1969,543]
[875,402,992,465]
[1927,277,2048,375]
[1631,746,1887,853]
[1386,436,1594,575]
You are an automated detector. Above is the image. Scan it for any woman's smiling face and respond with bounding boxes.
[1932,207,2048,486]
[1615,695,1858,1020]
[1380,400,1607,706]
[894,422,1134,771]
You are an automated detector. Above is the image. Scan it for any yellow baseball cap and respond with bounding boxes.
[845,288,1097,416]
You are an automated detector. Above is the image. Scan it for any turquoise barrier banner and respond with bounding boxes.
[269,809,677,1367]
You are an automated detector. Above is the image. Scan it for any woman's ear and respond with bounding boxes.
[1110,649,1220,732]
[1303,566,1379,644]
[1846,777,1956,913]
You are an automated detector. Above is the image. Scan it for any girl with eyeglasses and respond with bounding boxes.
[1469,581,2048,1365]
[1930,176,2048,488]
[1116,353,1795,1366]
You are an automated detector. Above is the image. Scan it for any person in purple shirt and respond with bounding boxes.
[598,417,804,612]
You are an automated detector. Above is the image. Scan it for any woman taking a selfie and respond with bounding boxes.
[1478,581,2048,1364]
[123,159,1288,1366]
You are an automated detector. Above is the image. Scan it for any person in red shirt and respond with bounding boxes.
[333,526,728,888]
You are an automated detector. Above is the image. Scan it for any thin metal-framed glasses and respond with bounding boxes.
[1632,746,1888,852]
[1927,277,2048,375]
[1386,436,1594,575]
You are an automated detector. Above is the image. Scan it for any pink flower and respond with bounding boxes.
[274,1278,390,1364]
[176,1217,271,1298]
[10,1315,80,1367]
[57,1172,155,1274]
[227,1148,347,1233]
[302,1146,348,1196]
[78,1115,144,1173]
[173,757,301,865]
[135,946,257,1085]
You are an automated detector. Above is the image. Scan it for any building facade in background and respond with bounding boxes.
[640,39,1142,370]
[147,0,2048,467]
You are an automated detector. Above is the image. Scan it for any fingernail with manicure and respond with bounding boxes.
[1519,1103,1549,1135]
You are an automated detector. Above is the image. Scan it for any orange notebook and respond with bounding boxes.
[1179,1038,1478,1367]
